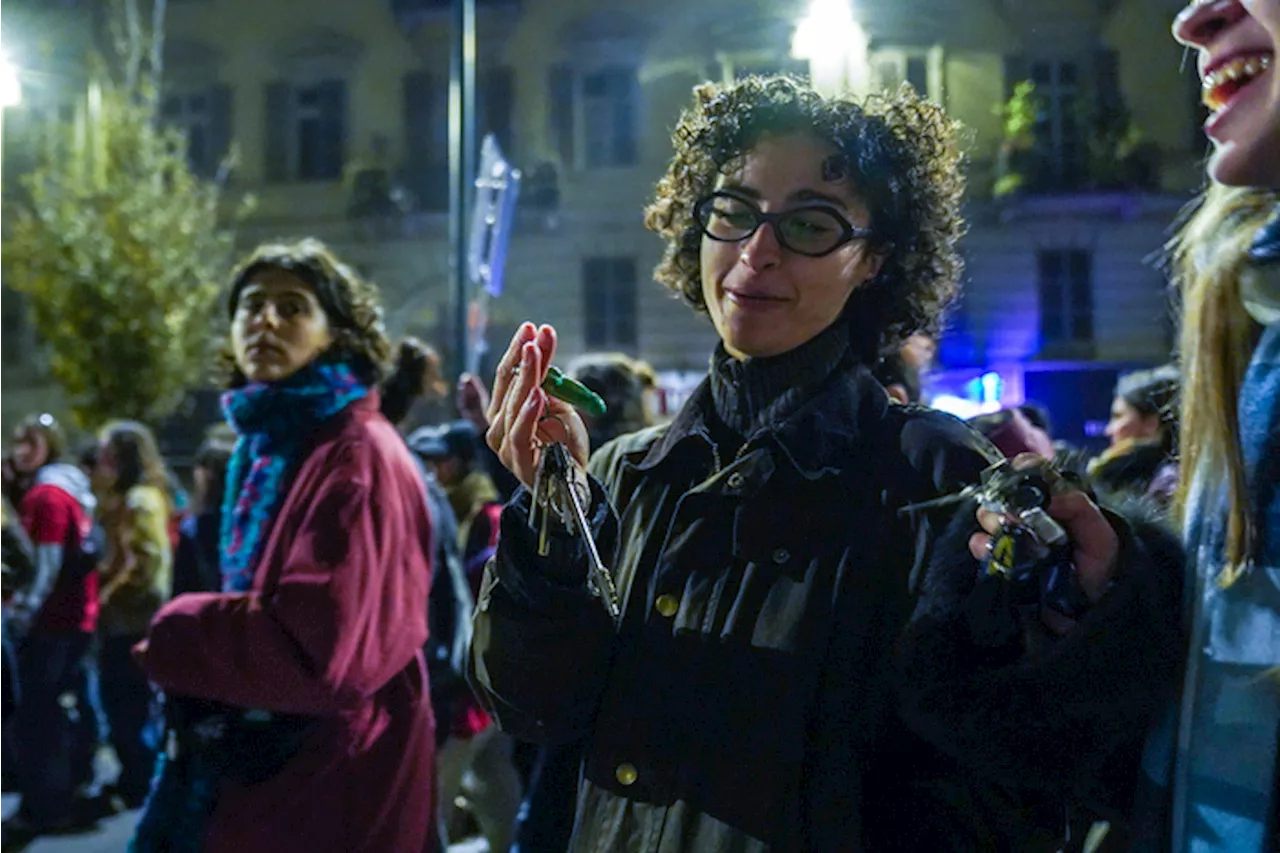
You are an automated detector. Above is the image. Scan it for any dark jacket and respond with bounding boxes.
[471,363,1185,852]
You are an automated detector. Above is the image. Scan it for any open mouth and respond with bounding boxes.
[247,342,282,358]
[1202,53,1273,112]
[727,289,785,305]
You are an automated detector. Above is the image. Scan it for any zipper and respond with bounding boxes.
[710,438,753,474]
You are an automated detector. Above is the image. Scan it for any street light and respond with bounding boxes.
[0,48,21,197]
[0,49,21,108]
[791,0,870,95]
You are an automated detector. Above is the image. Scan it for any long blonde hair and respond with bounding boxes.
[1169,184,1278,585]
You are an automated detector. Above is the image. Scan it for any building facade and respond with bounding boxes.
[3,0,1204,441]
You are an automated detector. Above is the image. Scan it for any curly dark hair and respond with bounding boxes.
[644,76,968,363]
[219,238,392,388]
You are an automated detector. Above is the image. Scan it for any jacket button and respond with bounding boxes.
[615,763,638,786]
[726,472,745,489]
[772,548,790,565]
[655,594,679,618]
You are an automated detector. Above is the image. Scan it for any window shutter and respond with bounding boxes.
[207,85,233,179]
[614,69,639,167]
[1094,49,1123,133]
[613,258,638,347]
[583,257,607,347]
[1038,249,1064,344]
[480,66,515,157]
[404,70,431,201]
[548,64,575,167]
[317,79,347,180]
[264,81,291,182]
[1003,54,1027,97]
[1068,249,1094,342]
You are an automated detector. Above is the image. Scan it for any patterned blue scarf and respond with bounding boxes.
[129,359,368,853]
[219,360,369,592]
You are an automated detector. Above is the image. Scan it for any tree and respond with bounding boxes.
[993,80,1042,198]
[2,0,249,429]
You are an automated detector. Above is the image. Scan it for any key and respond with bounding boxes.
[539,443,622,625]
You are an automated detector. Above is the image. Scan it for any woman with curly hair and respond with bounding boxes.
[472,77,1182,850]
[129,239,436,853]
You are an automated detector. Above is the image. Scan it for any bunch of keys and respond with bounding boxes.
[529,442,622,624]
[899,458,1092,621]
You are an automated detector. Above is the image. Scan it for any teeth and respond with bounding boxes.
[1203,54,1271,92]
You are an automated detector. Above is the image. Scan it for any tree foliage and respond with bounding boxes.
[2,0,248,429]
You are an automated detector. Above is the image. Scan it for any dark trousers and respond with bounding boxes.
[513,741,582,853]
[71,639,110,793]
[14,631,92,827]
[99,633,157,801]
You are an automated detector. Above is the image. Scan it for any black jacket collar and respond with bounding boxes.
[637,361,890,479]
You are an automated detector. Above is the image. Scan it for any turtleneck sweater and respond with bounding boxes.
[707,320,854,447]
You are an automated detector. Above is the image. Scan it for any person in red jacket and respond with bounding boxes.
[3,413,101,840]
[131,238,436,853]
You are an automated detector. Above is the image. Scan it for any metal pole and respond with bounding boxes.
[448,0,476,382]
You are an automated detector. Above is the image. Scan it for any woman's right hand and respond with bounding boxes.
[486,323,590,490]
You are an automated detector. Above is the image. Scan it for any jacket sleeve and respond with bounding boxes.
[12,486,76,620]
[141,458,431,715]
[468,451,622,746]
[891,500,1186,833]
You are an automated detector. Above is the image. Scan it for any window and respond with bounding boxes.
[1038,249,1093,346]
[265,79,346,182]
[1030,60,1082,187]
[162,87,231,177]
[546,64,641,170]
[583,257,638,348]
[871,48,939,99]
[581,68,638,168]
[1,287,34,364]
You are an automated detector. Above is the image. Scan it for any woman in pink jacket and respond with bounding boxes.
[131,238,436,853]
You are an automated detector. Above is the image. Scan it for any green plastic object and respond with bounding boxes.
[542,366,607,417]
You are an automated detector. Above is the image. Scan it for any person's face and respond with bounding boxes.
[433,456,462,487]
[1174,0,1280,187]
[194,466,211,500]
[1104,397,1162,446]
[95,440,119,488]
[231,269,335,383]
[699,134,885,360]
[901,333,937,371]
[11,430,48,475]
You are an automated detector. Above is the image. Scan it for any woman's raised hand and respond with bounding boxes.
[486,323,590,489]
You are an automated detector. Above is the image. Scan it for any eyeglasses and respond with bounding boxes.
[694,192,875,258]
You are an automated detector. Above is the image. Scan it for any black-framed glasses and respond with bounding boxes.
[694,192,875,258]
